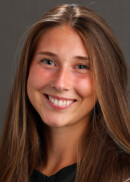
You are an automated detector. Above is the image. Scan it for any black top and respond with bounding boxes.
[29,163,77,182]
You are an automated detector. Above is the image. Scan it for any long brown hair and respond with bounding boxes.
[0,4,129,182]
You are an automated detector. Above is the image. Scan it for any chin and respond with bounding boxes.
[40,116,67,128]
[44,121,67,128]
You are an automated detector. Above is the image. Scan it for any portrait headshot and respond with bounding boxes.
[0,1,129,182]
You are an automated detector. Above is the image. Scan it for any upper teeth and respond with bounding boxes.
[48,96,73,106]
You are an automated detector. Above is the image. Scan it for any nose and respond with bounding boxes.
[51,67,73,91]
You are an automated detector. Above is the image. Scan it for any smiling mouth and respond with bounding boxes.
[44,94,76,107]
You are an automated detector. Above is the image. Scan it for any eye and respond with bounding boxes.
[74,63,90,74]
[76,64,88,69]
[41,59,55,66]
[76,64,89,70]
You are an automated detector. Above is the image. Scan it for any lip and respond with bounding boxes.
[43,94,76,110]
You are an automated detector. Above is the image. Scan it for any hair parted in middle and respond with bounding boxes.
[0,4,129,182]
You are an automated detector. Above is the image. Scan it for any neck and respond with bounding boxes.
[47,126,80,165]
[39,117,89,176]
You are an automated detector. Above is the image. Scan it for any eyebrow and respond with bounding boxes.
[37,51,89,61]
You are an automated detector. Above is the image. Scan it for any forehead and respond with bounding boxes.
[34,25,88,57]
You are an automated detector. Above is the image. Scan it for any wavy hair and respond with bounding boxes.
[0,4,129,182]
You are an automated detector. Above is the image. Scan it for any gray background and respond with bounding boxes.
[0,0,130,136]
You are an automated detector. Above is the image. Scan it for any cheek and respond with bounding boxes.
[27,64,53,89]
[75,73,96,98]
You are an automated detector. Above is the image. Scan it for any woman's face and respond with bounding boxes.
[27,25,97,128]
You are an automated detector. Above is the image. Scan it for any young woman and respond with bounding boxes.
[0,4,129,182]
